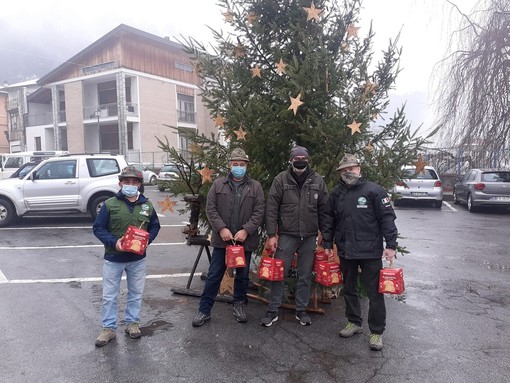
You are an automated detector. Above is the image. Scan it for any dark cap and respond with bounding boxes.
[230,148,249,162]
[289,146,309,160]
[336,153,360,170]
[119,165,144,181]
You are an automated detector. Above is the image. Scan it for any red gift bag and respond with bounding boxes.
[379,267,405,294]
[258,249,284,281]
[226,243,246,268]
[313,249,329,273]
[315,261,342,286]
[121,225,149,255]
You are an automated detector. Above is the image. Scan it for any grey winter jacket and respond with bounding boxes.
[206,174,265,251]
[266,168,329,238]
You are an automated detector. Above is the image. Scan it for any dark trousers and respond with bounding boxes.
[341,257,386,335]
[199,247,252,315]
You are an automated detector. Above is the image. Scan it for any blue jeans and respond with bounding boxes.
[101,258,146,330]
[199,247,252,315]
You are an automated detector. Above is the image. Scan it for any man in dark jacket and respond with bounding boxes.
[322,153,398,351]
[192,148,265,327]
[261,146,329,327]
[93,165,161,347]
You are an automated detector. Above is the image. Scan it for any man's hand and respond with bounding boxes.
[220,227,234,242]
[234,229,248,243]
[383,248,396,266]
[324,248,334,262]
[116,238,124,251]
[266,236,278,250]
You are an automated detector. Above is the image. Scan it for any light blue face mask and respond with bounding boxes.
[122,184,139,197]
[231,166,247,179]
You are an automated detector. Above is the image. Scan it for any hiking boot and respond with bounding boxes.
[95,328,116,347]
[369,334,383,351]
[125,322,142,339]
[339,322,362,338]
[192,311,211,327]
[260,311,279,327]
[295,311,312,326]
[233,301,248,323]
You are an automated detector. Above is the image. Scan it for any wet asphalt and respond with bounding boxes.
[0,189,509,383]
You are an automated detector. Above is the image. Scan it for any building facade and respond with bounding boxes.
[6,24,215,166]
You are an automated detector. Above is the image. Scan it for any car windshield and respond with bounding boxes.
[161,165,179,172]
[481,172,510,182]
[404,168,437,179]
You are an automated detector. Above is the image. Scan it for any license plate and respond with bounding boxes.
[411,192,428,197]
[493,196,510,201]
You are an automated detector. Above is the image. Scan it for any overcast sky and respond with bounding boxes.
[0,0,479,134]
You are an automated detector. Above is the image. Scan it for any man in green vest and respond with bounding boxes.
[93,165,161,347]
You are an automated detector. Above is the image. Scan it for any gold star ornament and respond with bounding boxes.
[198,166,214,184]
[414,154,429,175]
[222,10,234,23]
[288,93,304,115]
[347,120,362,135]
[303,2,323,22]
[251,64,262,78]
[213,113,226,128]
[158,195,177,213]
[246,12,258,25]
[234,126,247,141]
[346,24,360,38]
[276,59,287,75]
[233,43,245,58]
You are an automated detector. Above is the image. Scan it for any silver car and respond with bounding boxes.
[453,169,510,212]
[130,163,158,185]
[392,166,443,208]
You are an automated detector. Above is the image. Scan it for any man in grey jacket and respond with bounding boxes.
[261,146,329,327]
[192,148,265,327]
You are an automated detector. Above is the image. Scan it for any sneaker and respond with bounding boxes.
[339,322,363,338]
[260,311,279,327]
[295,311,312,326]
[124,322,142,339]
[369,334,383,351]
[192,311,211,327]
[95,328,116,347]
[233,301,247,323]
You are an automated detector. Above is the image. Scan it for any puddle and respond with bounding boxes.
[141,319,174,336]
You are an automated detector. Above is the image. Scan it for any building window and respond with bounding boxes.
[35,137,41,151]
[177,93,195,123]
[98,81,117,107]
[99,124,133,153]
[60,128,68,151]
[178,127,196,161]
[176,62,193,72]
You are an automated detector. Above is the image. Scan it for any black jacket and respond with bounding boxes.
[266,168,329,238]
[322,176,398,259]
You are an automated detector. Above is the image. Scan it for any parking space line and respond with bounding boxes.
[0,272,203,284]
[0,242,186,250]
[443,201,457,211]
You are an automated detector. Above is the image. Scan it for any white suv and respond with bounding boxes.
[0,154,128,227]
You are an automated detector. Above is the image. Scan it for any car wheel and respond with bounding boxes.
[467,194,477,213]
[393,199,400,207]
[433,200,442,209]
[150,175,157,186]
[90,195,110,219]
[0,198,18,227]
[453,189,460,205]
[158,186,166,192]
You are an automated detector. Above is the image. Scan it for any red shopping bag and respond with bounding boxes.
[258,249,284,281]
[121,225,149,255]
[378,267,405,294]
[225,243,246,268]
[315,261,342,286]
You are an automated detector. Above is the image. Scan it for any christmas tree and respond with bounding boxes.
[158,0,430,230]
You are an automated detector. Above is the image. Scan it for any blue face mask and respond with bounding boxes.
[122,184,139,197]
[231,166,247,179]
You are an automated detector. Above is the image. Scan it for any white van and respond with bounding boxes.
[0,151,70,179]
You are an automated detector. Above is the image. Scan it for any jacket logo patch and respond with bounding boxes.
[381,197,390,205]
[357,197,367,205]
[141,203,150,211]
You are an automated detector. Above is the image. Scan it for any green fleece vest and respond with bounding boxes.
[104,197,154,255]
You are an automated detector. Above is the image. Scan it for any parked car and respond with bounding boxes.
[453,169,510,212]
[0,154,128,227]
[129,163,158,185]
[9,161,42,178]
[157,164,183,191]
[392,166,443,208]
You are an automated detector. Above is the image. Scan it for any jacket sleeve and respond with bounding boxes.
[147,206,161,244]
[265,175,282,237]
[317,177,330,236]
[321,188,337,249]
[241,181,265,235]
[92,203,118,248]
[205,179,227,234]
[374,187,398,249]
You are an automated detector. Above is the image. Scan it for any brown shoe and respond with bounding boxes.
[125,322,142,339]
[95,328,116,347]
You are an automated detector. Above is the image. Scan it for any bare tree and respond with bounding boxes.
[435,0,510,168]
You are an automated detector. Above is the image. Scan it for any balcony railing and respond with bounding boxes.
[25,112,53,127]
[84,103,138,119]
[177,110,196,124]
[7,98,19,111]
